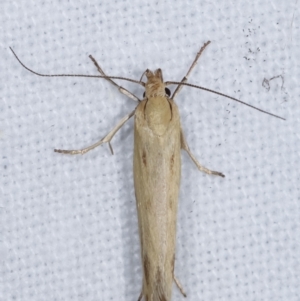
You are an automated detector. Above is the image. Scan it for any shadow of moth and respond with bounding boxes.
[10,41,284,301]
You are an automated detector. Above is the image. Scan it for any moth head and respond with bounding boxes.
[144,69,170,99]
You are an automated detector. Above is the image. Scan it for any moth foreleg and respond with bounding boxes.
[54,110,135,155]
[180,129,225,178]
[89,55,140,102]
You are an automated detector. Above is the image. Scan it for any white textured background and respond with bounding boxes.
[1,1,299,301]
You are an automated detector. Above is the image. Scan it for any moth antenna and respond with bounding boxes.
[9,47,145,87]
[166,81,285,120]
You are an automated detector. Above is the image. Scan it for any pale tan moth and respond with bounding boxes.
[10,42,284,301]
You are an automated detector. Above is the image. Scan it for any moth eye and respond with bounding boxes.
[165,88,171,97]
[143,91,146,98]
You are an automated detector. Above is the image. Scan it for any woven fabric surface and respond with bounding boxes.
[1,1,299,301]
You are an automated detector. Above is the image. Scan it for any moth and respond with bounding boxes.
[10,42,284,301]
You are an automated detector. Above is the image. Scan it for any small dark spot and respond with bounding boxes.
[171,254,175,274]
[144,254,150,285]
[142,150,147,166]
[168,198,173,210]
[170,153,175,169]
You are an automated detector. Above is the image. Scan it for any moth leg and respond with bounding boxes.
[54,109,135,155]
[171,41,211,100]
[180,129,225,177]
[89,55,141,102]
[174,275,187,297]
